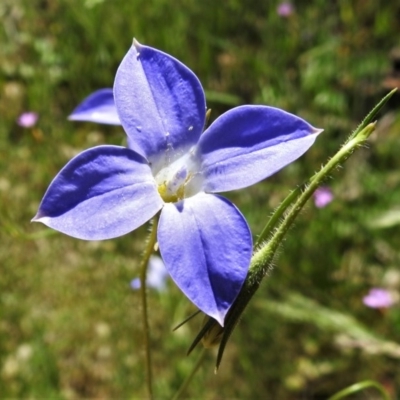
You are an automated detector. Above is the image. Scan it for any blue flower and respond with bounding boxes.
[33,40,321,325]
[68,88,120,125]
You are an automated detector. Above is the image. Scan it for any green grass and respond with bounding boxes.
[1,0,400,398]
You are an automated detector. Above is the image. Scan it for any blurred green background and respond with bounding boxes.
[1,0,400,398]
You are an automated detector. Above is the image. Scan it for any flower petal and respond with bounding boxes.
[197,105,322,192]
[33,145,163,240]
[158,193,252,325]
[114,40,206,167]
[68,89,121,125]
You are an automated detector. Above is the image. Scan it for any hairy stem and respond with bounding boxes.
[215,123,377,370]
[254,122,376,269]
[256,88,397,248]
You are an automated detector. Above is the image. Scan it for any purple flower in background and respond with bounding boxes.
[363,288,394,309]
[33,41,321,324]
[313,186,333,208]
[277,2,294,17]
[17,112,38,128]
[131,256,169,291]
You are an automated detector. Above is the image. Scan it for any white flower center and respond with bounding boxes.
[154,149,202,202]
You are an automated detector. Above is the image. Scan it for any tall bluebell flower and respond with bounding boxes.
[33,41,322,325]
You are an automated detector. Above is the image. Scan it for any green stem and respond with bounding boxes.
[347,88,397,141]
[327,380,391,400]
[215,123,377,370]
[192,89,397,371]
[171,348,207,400]
[256,187,301,248]
[139,217,158,400]
[256,88,397,248]
[253,122,376,270]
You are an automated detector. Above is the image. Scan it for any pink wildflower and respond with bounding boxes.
[363,288,394,309]
[17,112,38,128]
[277,2,294,17]
[313,186,333,208]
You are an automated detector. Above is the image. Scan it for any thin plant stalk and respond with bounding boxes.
[139,216,159,400]
[171,348,207,400]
